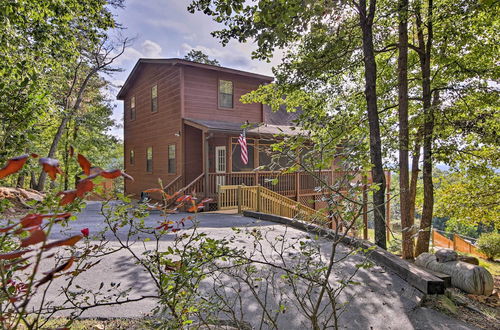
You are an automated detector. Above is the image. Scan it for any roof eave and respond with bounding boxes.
[116,58,274,100]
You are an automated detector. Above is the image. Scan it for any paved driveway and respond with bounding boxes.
[31,202,474,329]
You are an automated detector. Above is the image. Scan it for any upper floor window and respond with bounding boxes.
[146,147,153,173]
[130,96,136,120]
[151,85,158,112]
[129,149,135,164]
[168,144,176,174]
[219,80,233,109]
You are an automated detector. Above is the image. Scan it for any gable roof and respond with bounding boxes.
[116,58,274,100]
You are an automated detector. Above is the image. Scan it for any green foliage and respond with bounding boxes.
[0,1,123,190]
[476,232,500,260]
[184,49,220,66]
[434,167,499,230]
[0,0,122,158]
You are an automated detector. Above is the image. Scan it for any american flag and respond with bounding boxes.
[238,130,248,165]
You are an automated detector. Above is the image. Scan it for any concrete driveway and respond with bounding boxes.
[31,202,474,329]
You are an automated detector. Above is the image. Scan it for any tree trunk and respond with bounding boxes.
[397,0,412,259]
[35,116,70,191]
[63,120,72,191]
[35,67,95,191]
[408,129,422,229]
[414,0,435,256]
[30,171,37,189]
[16,173,25,188]
[358,0,386,249]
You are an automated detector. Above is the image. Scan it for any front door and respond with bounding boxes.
[215,146,226,187]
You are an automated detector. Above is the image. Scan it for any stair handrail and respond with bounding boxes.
[179,173,205,195]
[163,175,183,195]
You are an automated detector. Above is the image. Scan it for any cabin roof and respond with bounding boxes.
[184,118,305,137]
[116,58,274,100]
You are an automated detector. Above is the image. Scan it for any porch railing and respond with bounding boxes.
[163,175,184,196]
[206,170,354,200]
[181,173,205,196]
[218,185,325,223]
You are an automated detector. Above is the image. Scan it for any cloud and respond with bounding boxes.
[180,41,283,77]
[181,43,252,69]
[113,40,163,65]
[142,40,162,57]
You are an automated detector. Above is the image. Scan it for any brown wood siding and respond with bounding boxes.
[184,124,203,183]
[123,63,182,197]
[183,66,265,123]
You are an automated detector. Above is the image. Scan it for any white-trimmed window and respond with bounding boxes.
[146,147,153,173]
[130,149,135,164]
[130,96,136,120]
[151,85,158,112]
[218,80,233,108]
[168,144,176,173]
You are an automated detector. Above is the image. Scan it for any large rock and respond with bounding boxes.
[435,249,458,263]
[415,253,494,296]
[458,255,480,265]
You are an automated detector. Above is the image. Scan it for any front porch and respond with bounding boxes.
[165,170,349,209]
[171,118,345,209]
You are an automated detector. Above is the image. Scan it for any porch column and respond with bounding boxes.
[203,132,210,198]
[228,136,232,173]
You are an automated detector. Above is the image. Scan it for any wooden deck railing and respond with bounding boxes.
[218,185,325,223]
[432,230,487,259]
[163,175,184,195]
[207,170,354,200]
[180,173,205,196]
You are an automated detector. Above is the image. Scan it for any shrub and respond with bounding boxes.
[476,232,500,260]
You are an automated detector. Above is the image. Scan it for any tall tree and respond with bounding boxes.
[35,37,127,191]
[356,0,387,249]
[184,49,220,66]
[397,0,413,258]
[189,0,387,248]
[0,0,123,161]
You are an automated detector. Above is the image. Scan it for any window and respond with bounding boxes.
[130,96,136,120]
[146,147,153,173]
[151,85,158,112]
[168,144,176,173]
[130,149,135,164]
[218,80,233,108]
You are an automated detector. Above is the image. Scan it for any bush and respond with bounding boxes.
[477,232,500,260]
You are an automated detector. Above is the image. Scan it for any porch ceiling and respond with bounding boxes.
[184,118,306,137]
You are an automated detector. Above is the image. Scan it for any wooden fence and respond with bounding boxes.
[432,229,486,259]
[218,185,326,223]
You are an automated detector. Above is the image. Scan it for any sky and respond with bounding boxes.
[107,0,282,139]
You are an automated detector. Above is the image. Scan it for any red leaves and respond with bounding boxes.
[20,213,71,229]
[43,235,82,250]
[100,169,134,181]
[143,188,164,194]
[0,249,32,260]
[81,228,89,237]
[20,229,46,247]
[19,214,44,229]
[37,256,75,287]
[77,154,91,176]
[76,177,95,197]
[155,221,174,231]
[0,154,29,179]
[99,169,121,179]
[0,224,17,233]
[39,157,63,180]
[58,190,77,205]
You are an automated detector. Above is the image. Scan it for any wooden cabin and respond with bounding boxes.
[117,59,339,209]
